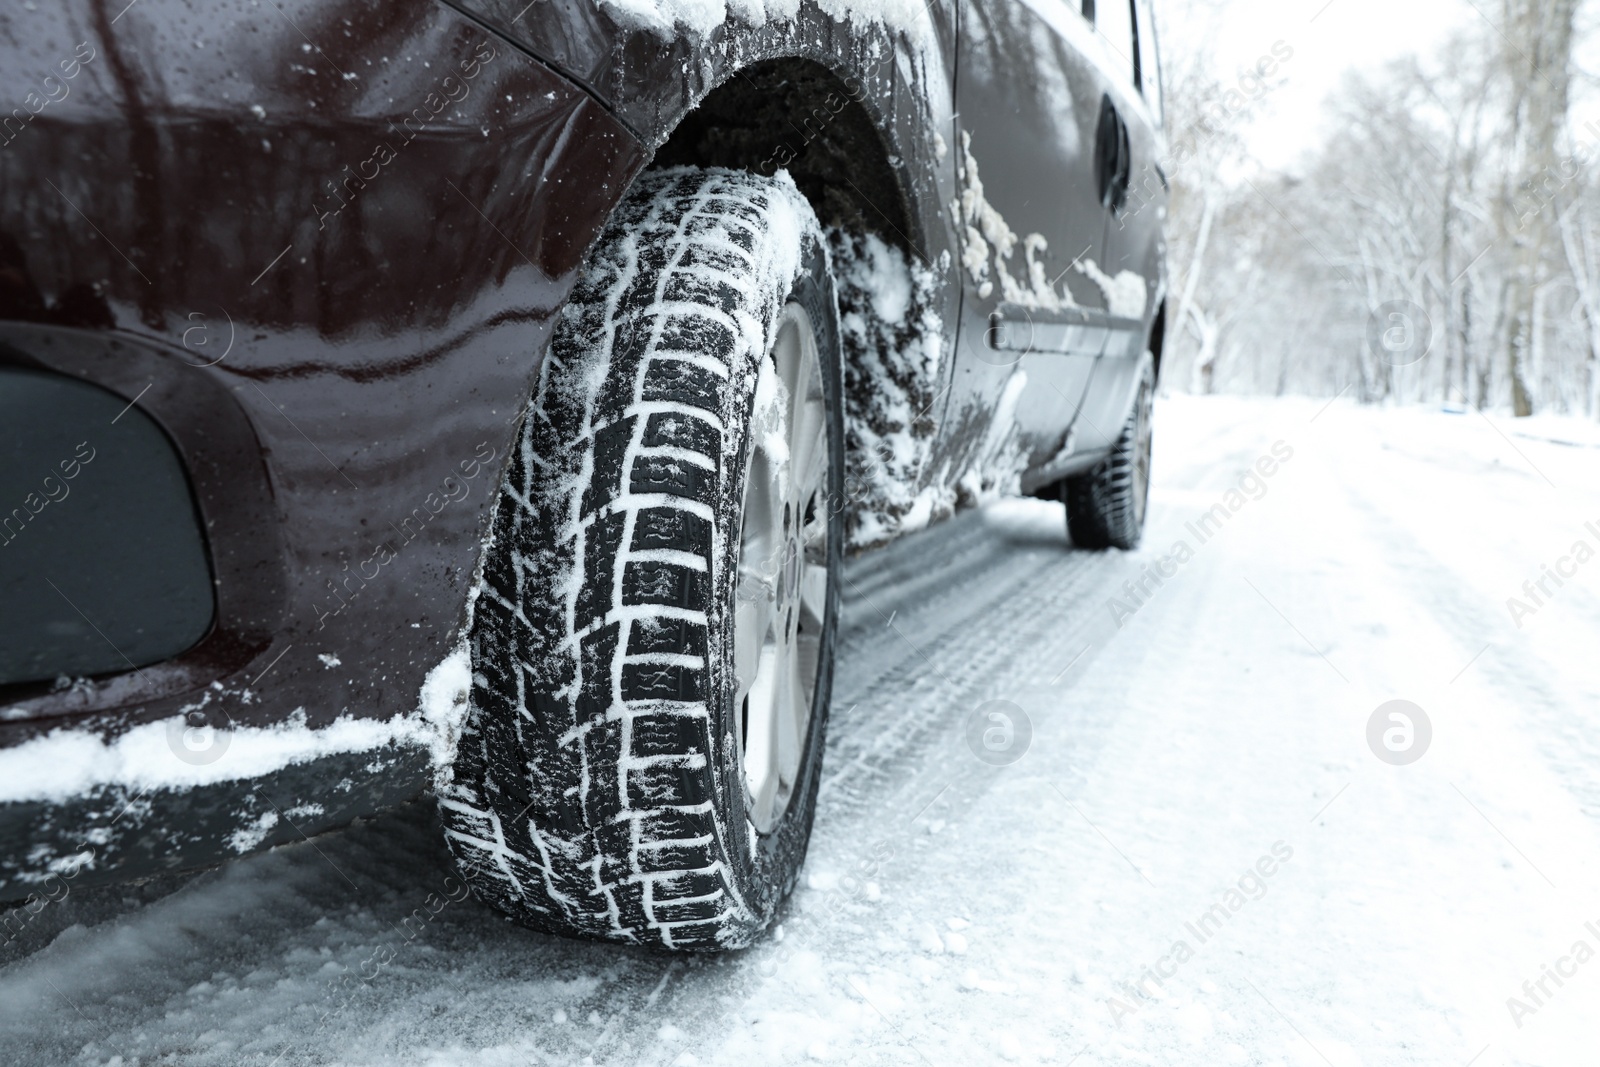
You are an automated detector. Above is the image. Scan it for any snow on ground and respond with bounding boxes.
[4,395,1600,1066]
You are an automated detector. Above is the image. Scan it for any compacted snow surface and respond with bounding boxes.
[5,396,1600,1066]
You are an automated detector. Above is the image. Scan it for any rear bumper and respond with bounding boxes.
[0,0,645,898]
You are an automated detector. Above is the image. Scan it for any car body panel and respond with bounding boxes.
[947,0,1121,492]
[1077,0,1168,456]
[942,0,1166,499]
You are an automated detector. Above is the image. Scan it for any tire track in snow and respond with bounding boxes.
[823,504,1147,824]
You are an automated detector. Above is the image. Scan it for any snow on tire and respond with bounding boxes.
[1064,357,1154,551]
[439,167,843,950]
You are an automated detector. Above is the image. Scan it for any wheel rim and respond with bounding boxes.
[734,302,831,835]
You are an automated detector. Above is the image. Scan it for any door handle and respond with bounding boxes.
[1095,93,1131,213]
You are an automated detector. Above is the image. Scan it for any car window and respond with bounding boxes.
[1094,0,1137,89]
[1133,0,1162,120]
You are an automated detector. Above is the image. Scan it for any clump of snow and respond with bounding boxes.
[953,132,1077,311]
[591,0,932,40]
[1076,257,1149,319]
[225,811,279,854]
[0,712,401,804]
[417,639,473,774]
[750,334,793,472]
[597,0,727,35]
[830,229,953,549]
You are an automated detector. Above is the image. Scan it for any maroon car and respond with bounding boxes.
[0,0,1166,950]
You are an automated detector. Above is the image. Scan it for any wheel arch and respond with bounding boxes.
[648,57,917,256]
[461,0,967,547]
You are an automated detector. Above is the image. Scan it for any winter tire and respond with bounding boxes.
[1063,357,1154,550]
[440,167,843,950]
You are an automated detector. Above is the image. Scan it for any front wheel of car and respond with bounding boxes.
[440,167,843,950]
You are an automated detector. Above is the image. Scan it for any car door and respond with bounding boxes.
[1075,0,1166,455]
[947,0,1125,491]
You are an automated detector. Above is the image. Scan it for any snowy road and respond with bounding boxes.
[6,396,1600,1067]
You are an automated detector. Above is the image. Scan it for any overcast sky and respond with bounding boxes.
[1158,0,1490,170]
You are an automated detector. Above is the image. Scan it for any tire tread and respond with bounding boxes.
[442,169,831,950]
